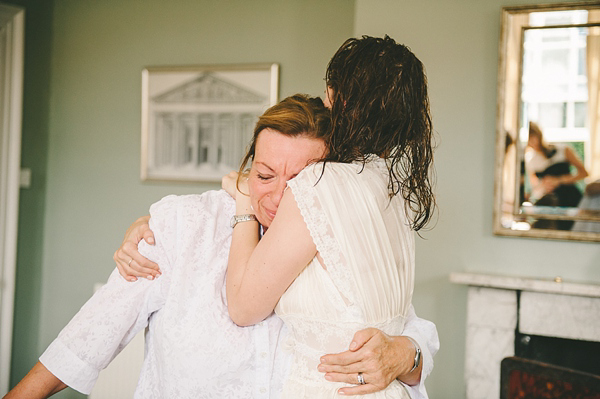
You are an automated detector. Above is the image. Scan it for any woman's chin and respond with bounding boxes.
[256,214,271,229]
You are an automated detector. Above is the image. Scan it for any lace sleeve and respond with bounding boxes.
[286,163,359,306]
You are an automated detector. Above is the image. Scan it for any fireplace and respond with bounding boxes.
[500,357,600,399]
[514,332,600,376]
[450,272,600,399]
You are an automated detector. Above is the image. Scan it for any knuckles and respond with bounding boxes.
[362,348,376,360]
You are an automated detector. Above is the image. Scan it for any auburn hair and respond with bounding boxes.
[238,94,331,175]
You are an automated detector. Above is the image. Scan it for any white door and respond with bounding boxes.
[0,4,24,395]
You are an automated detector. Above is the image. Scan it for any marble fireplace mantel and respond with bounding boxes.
[450,272,600,399]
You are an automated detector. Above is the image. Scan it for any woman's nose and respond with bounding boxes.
[270,180,286,207]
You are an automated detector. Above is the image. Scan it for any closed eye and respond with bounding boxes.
[257,173,272,181]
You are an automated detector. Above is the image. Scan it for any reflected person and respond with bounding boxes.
[525,121,589,229]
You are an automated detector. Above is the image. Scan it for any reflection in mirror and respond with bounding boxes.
[494,3,600,242]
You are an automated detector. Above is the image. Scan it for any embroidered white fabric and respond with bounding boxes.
[280,158,417,398]
[40,191,287,399]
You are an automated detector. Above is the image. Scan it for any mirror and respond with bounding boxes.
[494,2,600,242]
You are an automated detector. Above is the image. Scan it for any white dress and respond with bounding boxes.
[279,157,415,398]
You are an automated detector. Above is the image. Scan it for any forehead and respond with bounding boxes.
[254,128,325,171]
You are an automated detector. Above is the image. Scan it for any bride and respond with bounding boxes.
[223,35,435,398]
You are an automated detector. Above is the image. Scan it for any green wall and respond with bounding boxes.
[354,0,600,397]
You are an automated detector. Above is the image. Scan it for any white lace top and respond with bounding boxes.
[279,158,416,398]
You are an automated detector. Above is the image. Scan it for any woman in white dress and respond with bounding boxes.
[525,121,588,229]
[223,35,435,398]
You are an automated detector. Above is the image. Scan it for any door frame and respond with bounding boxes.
[0,3,24,394]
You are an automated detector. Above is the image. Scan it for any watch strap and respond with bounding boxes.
[230,214,258,228]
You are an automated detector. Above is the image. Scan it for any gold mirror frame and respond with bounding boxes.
[493,2,600,242]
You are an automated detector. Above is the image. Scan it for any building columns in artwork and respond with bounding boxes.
[146,73,268,180]
[152,110,256,171]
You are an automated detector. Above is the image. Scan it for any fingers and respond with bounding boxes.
[349,328,379,351]
[142,229,155,245]
[323,372,383,396]
[338,382,381,396]
[317,361,367,374]
[320,328,380,367]
[128,258,161,279]
[319,351,378,375]
[115,257,157,281]
[123,241,159,271]
[113,241,160,281]
[221,171,239,198]
[319,330,399,394]
[324,371,361,385]
[114,249,138,282]
[322,368,390,396]
[319,349,362,368]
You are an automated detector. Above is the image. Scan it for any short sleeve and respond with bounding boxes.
[286,163,359,305]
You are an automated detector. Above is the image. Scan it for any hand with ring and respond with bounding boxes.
[357,372,366,385]
[318,328,421,395]
[113,215,161,281]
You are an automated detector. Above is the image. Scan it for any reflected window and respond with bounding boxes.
[521,11,590,149]
[574,102,588,128]
[537,102,566,128]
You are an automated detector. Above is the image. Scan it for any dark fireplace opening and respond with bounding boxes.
[515,332,600,376]
[501,357,600,399]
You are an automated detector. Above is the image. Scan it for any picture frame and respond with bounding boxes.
[141,63,279,182]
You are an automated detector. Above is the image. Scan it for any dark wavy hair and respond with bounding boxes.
[324,35,436,231]
[238,94,331,176]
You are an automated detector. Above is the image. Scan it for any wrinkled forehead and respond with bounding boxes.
[254,128,326,173]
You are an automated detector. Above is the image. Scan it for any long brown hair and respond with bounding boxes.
[529,122,556,158]
[325,35,436,231]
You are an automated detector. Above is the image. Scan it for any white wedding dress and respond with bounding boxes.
[278,157,414,398]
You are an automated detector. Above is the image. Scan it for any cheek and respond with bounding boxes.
[247,180,262,209]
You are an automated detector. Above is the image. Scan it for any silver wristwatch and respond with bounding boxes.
[405,336,421,373]
[230,214,258,228]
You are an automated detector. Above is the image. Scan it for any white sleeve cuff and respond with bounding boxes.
[39,338,100,395]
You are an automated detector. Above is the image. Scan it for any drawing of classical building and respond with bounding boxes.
[147,73,269,181]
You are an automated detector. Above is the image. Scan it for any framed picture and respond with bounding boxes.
[141,63,279,182]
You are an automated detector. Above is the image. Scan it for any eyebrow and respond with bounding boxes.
[255,161,275,173]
